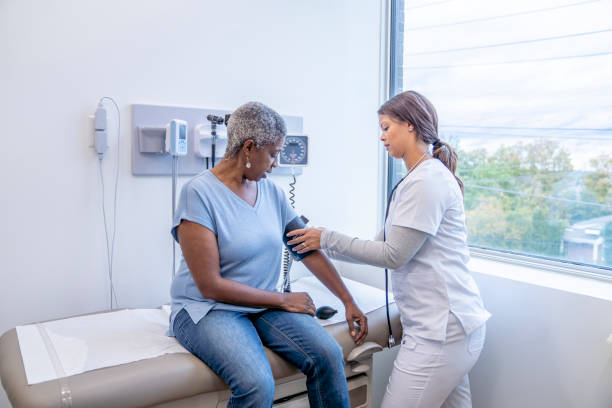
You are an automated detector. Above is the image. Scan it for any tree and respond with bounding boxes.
[456,137,612,263]
[584,154,612,204]
[458,139,575,257]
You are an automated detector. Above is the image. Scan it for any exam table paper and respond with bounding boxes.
[16,308,188,385]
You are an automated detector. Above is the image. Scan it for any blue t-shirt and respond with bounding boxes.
[168,171,297,336]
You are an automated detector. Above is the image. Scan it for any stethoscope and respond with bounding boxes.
[383,151,429,347]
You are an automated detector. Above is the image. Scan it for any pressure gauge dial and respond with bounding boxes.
[279,135,308,166]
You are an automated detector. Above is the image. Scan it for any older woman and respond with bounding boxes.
[168,102,367,408]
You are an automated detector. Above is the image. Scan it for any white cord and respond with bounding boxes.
[98,96,121,309]
[171,156,178,278]
[98,158,119,309]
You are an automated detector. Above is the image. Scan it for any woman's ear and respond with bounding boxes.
[243,139,255,152]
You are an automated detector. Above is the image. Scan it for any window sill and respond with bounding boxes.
[469,251,612,302]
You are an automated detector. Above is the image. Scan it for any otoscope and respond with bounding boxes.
[206,114,225,167]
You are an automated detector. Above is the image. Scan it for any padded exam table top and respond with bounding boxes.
[0,280,401,408]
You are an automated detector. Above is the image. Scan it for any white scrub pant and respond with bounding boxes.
[381,313,486,408]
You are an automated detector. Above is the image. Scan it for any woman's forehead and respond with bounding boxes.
[379,114,395,124]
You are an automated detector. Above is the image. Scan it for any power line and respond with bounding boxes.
[405,0,456,10]
[460,165,527,172]
[466,172,582,182]
[465,184,612,209]
[459,164,572,173]
[441,125,612,132]
[472,238,568,246]
[459,163,570,173]
[405,0,602,31]
[403,50,612,70]
[443,130,612,141]
[405,28,612,56]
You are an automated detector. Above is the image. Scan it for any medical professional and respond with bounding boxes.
[287,91,491,408]
[169,101,368,408]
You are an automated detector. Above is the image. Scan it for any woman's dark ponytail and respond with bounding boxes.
[379,91,464,195]
[432,140,464,195]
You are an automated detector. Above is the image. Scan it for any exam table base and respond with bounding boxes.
[152,371,370,408]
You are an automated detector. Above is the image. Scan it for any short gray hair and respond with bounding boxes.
[225,101,287,157]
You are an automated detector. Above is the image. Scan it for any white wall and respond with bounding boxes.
[469,271,612,408]
[0,1,382,406]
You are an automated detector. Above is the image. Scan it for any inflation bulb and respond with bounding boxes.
[315,306,338,320]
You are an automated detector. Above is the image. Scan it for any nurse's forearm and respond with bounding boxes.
[323,228,385,264]
[323,248,363,264]
[321,226,428,270]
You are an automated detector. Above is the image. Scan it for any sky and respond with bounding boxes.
[400,0,612,170]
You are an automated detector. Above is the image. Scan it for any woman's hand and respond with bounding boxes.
[286,227,324,254]
[345,301,368,344]
[280,292,316,316]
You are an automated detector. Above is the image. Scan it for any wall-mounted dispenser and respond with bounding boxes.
[193,123,226,159]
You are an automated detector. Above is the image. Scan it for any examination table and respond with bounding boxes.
[0,278,401,408]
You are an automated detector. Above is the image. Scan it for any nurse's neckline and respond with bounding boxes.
[406,152,430,175]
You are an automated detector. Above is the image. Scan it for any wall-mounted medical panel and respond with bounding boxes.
[131,104,303,176]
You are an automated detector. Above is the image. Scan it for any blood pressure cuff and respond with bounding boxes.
[283,215,314,261]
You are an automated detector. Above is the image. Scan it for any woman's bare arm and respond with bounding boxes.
[178,220,316,315]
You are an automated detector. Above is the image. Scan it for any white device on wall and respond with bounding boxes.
[193,123,228,165]
[166,119,188,278]
[94,104,109,158]
[165,119,188,156]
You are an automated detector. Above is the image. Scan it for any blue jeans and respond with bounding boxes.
[173,308,350,408]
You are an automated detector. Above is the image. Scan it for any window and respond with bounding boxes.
[388,0,612,275]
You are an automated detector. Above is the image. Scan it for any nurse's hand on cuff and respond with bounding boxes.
[286,227,324,254]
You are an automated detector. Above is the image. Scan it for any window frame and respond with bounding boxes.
[385,0,612,281]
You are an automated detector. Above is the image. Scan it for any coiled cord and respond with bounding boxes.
[281,249,292,292]
[288,174,296,207]
[281,172,297,292]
